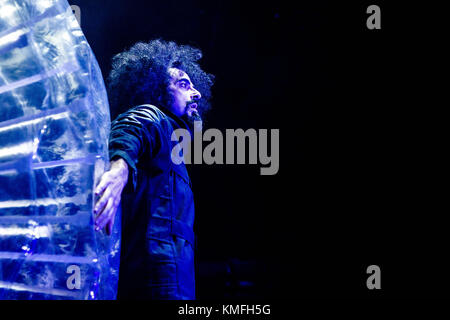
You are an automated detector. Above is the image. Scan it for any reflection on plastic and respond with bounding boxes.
[0,0,120,300]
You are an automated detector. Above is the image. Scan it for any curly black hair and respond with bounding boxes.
[107,39,214,119]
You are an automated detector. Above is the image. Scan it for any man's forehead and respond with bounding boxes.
[168,67,190,81]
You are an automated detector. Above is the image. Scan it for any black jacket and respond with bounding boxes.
[109,104,195,299]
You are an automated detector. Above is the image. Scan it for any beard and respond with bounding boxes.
[182,102,202,128]
[183,110,201,126]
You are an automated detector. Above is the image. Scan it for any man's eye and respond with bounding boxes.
[179,81,191,89]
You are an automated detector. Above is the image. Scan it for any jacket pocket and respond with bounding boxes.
[146,237,176,262]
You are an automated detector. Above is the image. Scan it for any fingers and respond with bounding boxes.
[106,210,116,236]
[95,197,114,231]
[94,185,111,216]
[92,165,126,235]
[94,173,110,197]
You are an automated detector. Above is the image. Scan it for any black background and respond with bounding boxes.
[66,0,445,299]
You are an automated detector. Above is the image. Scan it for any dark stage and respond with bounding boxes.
[0,0,444,302]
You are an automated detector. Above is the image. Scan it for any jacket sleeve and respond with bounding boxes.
[108,106,162,191]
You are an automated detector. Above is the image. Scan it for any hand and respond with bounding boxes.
[94,158,129,235]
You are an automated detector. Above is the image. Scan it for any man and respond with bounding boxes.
[92,39,214,299]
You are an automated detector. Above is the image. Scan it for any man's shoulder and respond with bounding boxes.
[112,104,173,129]
[126,104,169,122]
[113,104,183,134]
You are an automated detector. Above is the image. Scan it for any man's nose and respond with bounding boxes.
[191,88,201,101]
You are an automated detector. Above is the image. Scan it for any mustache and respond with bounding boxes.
[186,100,198,107]
[186,101,200,115]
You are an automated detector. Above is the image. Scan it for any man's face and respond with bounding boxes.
[167,67,202,119]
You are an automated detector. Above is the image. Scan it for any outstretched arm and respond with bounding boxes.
[92,106,162,235]
[94,157,129,235]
